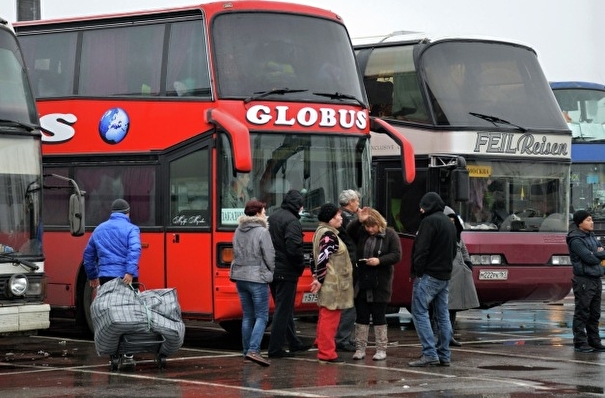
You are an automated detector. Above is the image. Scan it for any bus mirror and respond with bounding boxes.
[69,194,85,236]
[452,168,469,202]
[369,117,416,184]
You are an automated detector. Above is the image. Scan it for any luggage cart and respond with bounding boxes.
[109,331,167,371]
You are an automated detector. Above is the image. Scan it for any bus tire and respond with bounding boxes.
[82,281,95,334]
[75,265,94,336]
[218,320,243,337]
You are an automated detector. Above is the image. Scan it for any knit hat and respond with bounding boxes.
[111,198,130,213]
[573,210,591,226]
[317,203,339,223]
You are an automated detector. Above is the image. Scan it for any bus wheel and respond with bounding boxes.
[218,320,243,337]
[82,280,95,334]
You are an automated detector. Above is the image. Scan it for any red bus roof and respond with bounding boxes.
[14,1,345,28]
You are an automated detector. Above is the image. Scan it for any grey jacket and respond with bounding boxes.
[230,215,275,283]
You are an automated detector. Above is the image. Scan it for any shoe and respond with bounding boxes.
[450,338,462,347]
[245,351,271,367]
[574,345,595,353]
[439,359,451,367]
[268,350,295,358]
[372,350,386,361]
[336,343,356,352]
[352,350,365,360]
[290,343,313,353]
[589,344,605,352]
[318,357,344,364]
[409,355,440,367]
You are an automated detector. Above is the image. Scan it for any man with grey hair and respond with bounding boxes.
[335,189,361,352]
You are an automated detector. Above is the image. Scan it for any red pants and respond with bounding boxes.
[316,306,342,360]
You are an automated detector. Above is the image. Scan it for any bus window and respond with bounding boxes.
[166,20,210,98]
[79,24,164,96]
[76,165,156,226]
[169,148,210,227]
[362,45,429,122]
[19,31,77,98]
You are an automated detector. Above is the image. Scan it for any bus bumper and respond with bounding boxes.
[0,304,50,333]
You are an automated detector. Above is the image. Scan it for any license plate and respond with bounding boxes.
[302,292,318,303]
[478,269,508,280]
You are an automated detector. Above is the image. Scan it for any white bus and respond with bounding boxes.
[0,17,83,334]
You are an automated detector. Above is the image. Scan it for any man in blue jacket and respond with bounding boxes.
[409,192,457,367]
[83,198,141,289]
[567,210,605,353]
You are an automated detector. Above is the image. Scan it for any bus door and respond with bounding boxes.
[372,158,425,308]
[165,143,213,316]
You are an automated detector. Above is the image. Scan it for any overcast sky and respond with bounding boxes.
[3,0,603,83]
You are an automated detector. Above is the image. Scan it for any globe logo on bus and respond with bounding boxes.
[98,108,130,144]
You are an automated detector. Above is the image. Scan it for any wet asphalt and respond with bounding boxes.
[1,292,605,397]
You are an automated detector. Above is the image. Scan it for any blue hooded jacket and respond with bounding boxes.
[83,212,141,280]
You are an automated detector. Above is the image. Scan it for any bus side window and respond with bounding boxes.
[365,78,393,117]
[169,148,210,226]
[166,20,211,98]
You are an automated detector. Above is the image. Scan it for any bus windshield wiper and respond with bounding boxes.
[0,119,37,132]
[469,112,526,132]
[0,251,39,271]
[244,88,308,104]
[312,92,364,107]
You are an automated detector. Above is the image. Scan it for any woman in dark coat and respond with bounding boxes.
[347,207,401,360]
[443,206,479,346]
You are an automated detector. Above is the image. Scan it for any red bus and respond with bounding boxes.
[15,2,414,333]
[355,33,572,309]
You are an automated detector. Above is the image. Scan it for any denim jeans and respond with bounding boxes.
[411,275,452,361]
[236,280,270,355]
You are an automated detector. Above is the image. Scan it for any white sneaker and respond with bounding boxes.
[352,350,365,360]
[372,350,386,361]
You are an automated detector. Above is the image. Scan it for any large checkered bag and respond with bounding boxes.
[91,279,185,356]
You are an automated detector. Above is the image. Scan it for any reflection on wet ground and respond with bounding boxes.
[2,294,605,397]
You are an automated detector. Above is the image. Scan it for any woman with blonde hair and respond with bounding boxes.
[347,207,401,360]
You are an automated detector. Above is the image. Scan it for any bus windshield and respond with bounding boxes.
[365,41,567,130]
[552,83,605,221]
[213,12,363,103]
[462,159,569,232]
[0,27,37,125]
[0,137,42,257]
[553,85,605,141]
[219,132,370,226]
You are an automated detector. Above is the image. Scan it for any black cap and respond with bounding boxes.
[111,199,130,213]
[317,203,339,223]
[573,210,591,227]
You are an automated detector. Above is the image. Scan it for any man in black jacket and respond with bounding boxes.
[409,192,457,367]
[567,210,605,353]
[267,189,311,357]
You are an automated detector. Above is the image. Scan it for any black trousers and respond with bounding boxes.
[572,275,602,346]
[268,277,303,355]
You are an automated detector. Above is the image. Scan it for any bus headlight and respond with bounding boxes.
[470,254,503,265]
[8,274,28,297]
[551,255,571,265]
